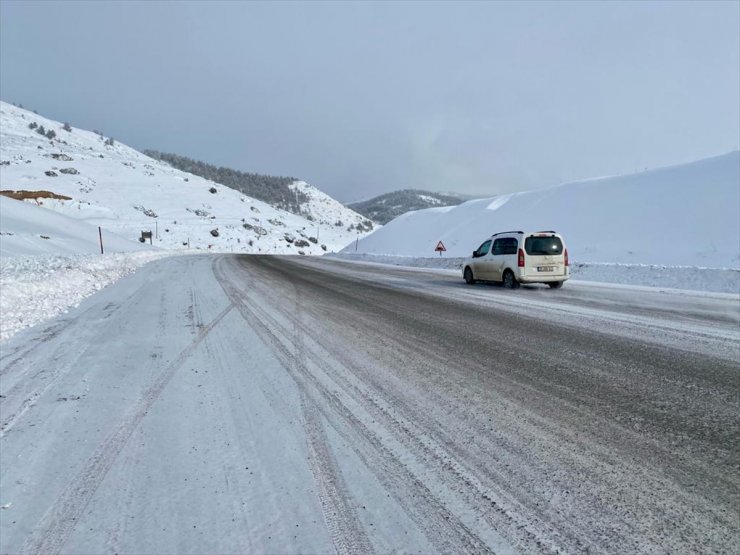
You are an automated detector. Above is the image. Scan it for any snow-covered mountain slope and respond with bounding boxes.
[290,180,374,232]
[143,149,374,231]
[349,189,463,224]
[0,101,371,255]
[0,196,150,257]
[349,152,740,268]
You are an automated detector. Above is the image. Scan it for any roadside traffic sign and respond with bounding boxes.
[435,241,446,256]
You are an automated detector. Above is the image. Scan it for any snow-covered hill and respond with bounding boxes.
[349,189,463,224]
[289,180,374,233]
[0,101,371,255]
[349,152,740,269]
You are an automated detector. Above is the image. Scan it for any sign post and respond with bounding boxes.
[435,241,446,257]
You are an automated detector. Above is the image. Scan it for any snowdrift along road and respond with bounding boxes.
[1,256,738,554]
[351,151,740,269]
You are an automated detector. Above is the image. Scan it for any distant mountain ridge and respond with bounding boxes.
[349,189,464,224]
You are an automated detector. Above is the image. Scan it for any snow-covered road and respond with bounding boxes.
[1,255,738,554]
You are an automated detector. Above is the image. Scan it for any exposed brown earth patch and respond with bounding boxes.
[0,190,73,201]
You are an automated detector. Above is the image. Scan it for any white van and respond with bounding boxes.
[463,231,569,289]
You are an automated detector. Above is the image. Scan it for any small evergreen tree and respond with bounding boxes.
[36,125,46,136]
[46,129,56,139]
[62,122,72,132]
[28,122,38,130]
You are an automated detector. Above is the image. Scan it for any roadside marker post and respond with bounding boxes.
[435,241,446,257]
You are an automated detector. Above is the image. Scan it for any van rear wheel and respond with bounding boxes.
[464,267,476,285]
[503,270,520,289]
[548,281,564,289]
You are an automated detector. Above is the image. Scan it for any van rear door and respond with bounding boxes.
[523,234,566,276]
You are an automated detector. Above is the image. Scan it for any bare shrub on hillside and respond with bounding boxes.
[143,150,307,214]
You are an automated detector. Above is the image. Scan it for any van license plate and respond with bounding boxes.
[537,266,554,272]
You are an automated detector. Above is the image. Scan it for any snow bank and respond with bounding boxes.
[0,196,151,257]
[0,251,175,342]
[330,253,740,294]
[350,152,740,269]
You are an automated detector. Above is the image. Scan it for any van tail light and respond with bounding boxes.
[518,248,525,267]
[564,248,569,267]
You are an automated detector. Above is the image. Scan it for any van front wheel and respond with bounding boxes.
[503,270,520,289]
[548,281,564,289]
[464,267,476,285]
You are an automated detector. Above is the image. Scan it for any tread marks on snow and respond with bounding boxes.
[19,302,234,555]
[214,256,491,554]
[214,256,374,555]
[291,284,374,555]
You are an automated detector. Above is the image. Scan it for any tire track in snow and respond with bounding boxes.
[291,286,374,555]
[301,390,374,555]
[104,286,201,554]
[0,272,174,439]
[234,257,534,553]
[1,290,147,438]
[214,256,493,554]
[0,262,153,378]
[249,264,580,553]
[214,256,373,555]
[244,255,740,554]
[19,302,234,555]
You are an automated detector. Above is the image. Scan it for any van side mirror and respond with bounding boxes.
[472,250,477,258]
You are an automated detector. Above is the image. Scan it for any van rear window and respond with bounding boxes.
[525,236,563,255]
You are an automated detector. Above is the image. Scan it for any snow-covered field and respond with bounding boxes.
[347,151,740,292]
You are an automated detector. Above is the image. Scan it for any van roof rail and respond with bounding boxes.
[491,230,523,236]
[534,230,557,234]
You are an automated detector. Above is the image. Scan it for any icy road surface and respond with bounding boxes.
[1,255,738,554]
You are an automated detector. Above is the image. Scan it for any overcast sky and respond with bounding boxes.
[1,1,738,202]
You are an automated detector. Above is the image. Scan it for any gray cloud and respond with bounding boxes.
[1,1,738,202]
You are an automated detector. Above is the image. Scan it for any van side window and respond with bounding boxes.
[476,240,492,256]
[492,238,518,255]
[502,238,518,255]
